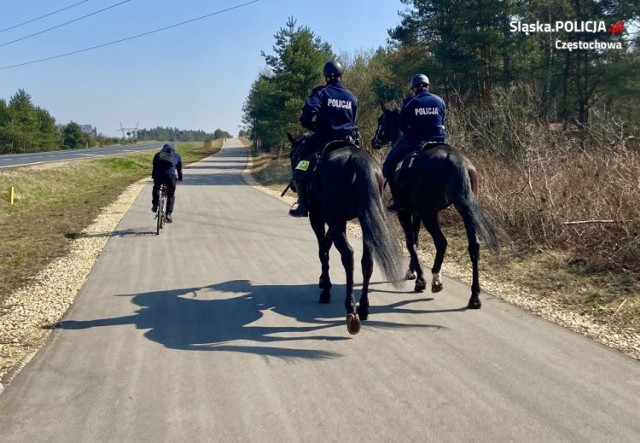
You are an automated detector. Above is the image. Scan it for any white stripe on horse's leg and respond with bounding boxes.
[406,269,417,280]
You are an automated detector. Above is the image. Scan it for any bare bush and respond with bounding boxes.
[446,85,640,275]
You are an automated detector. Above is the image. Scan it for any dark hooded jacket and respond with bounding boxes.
[152,143,183,180]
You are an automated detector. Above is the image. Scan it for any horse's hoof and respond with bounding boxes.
[346,313,361,335]
[467,298,482,309]
[405,270,417,280]
[318,276,331,289]
[414,279,427,292]
[356,305,369,321]
[319,290,331,304]
[431,282,443,293]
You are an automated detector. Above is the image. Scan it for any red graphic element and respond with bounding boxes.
[609,21,624,35]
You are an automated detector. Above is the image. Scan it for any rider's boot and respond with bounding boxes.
[387,179,405,212]
[289,179,309,217]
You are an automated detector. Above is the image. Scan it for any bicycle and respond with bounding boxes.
[155,184,167,235]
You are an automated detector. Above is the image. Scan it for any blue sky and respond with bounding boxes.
[0,0,408,137]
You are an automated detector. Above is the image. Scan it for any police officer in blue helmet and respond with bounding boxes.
[289,59,360,217]
[151,142,183,223]
[383,73,447,211]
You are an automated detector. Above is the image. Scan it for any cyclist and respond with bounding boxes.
[152,142,183,223]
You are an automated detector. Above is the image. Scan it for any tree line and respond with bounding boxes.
[243,2,639,154]
[0,89,232,154]
[136,127,230,142]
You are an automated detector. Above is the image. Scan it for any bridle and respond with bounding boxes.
[372,110,398,150]
[371,116,386,150]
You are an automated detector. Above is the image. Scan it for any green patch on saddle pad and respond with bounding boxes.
[296,160,310,171]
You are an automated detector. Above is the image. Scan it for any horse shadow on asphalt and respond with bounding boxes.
[55,279,454,360]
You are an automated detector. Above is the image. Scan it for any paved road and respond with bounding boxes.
[0,139,638,442]
[0,142,161,168]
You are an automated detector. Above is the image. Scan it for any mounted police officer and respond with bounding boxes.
[383,73,447,211]
[289,59,360,217]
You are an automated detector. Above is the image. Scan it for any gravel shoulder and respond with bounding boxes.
[1,147,637,391]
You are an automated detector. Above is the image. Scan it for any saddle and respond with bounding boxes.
[321,138,359,156]
[293,139,359,181]
[394,142,449,186]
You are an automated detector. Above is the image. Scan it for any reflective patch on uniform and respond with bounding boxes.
[296,160,310,171]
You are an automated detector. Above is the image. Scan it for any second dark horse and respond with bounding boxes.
[371,105,500,309]
[287,133,403,334]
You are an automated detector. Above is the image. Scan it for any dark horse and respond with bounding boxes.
[371,104,500,309]
[287,133,403,334]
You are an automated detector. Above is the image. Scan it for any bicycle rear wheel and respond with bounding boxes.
[156,196,165,235]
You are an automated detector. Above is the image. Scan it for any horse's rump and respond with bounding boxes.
[312,145,380,222]
[402,145,471,195]
[425,143,478,194]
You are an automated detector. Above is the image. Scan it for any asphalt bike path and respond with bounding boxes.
[0,139,638,442]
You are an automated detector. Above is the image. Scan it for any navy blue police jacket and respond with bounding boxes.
[152,148,183,181]
[400,87,447,143]
[299,79,358,144]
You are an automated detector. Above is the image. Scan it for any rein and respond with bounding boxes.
[281,181,292,197]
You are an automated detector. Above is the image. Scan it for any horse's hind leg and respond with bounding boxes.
[406,213,421,281]
[310,212,332,303]
[356,241,373,321]
[422,212,447,293]
[398,210,426,291]
[329,225,359,334]
[456,203,481,309]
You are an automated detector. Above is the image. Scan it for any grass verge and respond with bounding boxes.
[0,141,222,303]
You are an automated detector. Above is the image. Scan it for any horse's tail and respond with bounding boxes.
[458,162,501,256]
[354,153,405,287]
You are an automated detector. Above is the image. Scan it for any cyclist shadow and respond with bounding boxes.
[65,228,156,239]
[56,279,444,360]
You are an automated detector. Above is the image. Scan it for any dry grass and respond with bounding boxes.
[461,138,640,335]
[474,142,640,273]
[250,154,292,188]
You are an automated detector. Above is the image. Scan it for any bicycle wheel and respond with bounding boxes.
[156,194,165,235]
[156,202,162,235]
